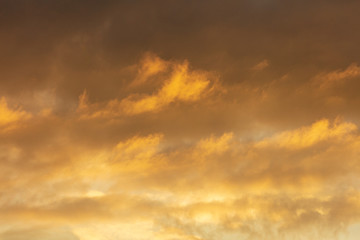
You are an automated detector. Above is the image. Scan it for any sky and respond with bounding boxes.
[1,0,360,239]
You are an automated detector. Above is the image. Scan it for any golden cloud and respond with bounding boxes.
[1,51,360,240]
[1,116,360,239]
[77,54,218,118]
[314,63,360,90]
[3,1,360,238]
[256,118,357,149]
[0,97,31,131]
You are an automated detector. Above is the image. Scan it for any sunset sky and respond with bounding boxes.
[1,1,360,239]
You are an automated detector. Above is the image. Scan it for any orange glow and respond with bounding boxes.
[1,1,360,239]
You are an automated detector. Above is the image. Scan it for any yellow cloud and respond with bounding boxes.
[121,61,212,115]
[196,132,233,156]
[314,63,360,89]
[112,134,164,173]
[77,54,217,118]
[0,97,31,129]
[66,134,164,180]
[131,52,168,87]
[2,121,360,240]
[256,119,357,149]
[72,222,156,240]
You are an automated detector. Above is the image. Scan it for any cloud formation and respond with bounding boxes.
[1,110,360,239]
[257,118,357,149]
[77,54,217,118]
[2,1,360,239]
[252,59,269,71]
[0,97,31,131]
[314,63,360,90]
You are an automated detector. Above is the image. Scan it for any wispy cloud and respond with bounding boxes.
[314,63,360,89]
[0,97,31,131]
[77,54,218,118]
[251,59,269,71]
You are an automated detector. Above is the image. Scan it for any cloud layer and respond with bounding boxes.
[1,1,360,239]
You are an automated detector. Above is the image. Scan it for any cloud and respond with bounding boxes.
[0,226,80,240]
[314,63,360,90]
[1,115,360,239]
[256,118,357,149]
[2,0,360,239]
[251,59,269,71]
[111,134,165,173]
[0,97,31,130]
[77,54,218,118]
[196,132,233,156]
[121,60,212,115]
[130,52,169,87]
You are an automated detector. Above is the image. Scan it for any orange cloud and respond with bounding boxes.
[2,117,360,240]
[256,118,357,149]
[77,54,217,118]
[121,61,211,115]
[0,97,31,131]
[3,0,360,238]
[195,132,233,156]
[112,134,164,173]
[131,52,168,87]
[314,63,360,89]
[252,59,269,71]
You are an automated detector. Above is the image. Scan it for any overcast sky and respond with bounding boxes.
[1,1,360,239]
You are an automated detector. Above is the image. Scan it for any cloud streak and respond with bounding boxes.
[77,54,218,118]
